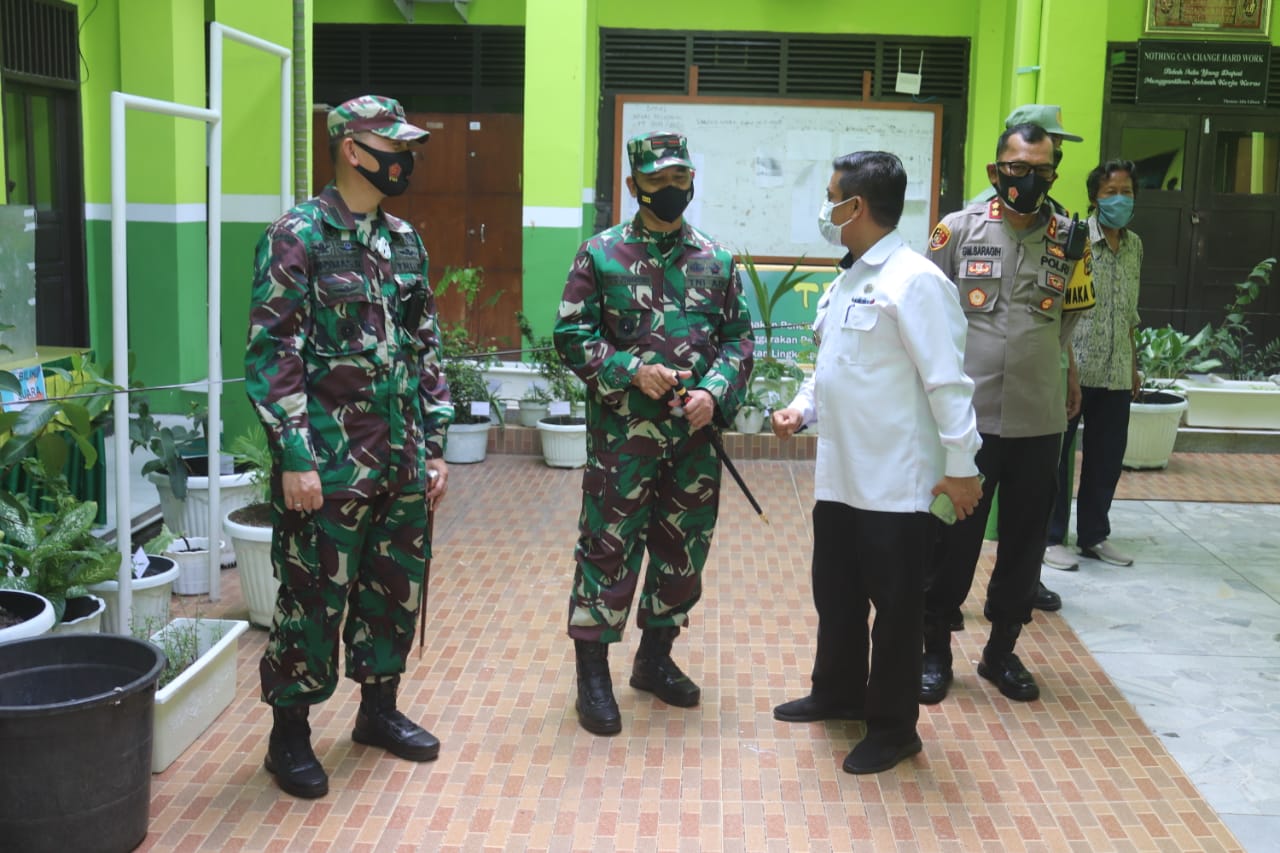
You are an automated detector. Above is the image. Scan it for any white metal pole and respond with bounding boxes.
[207,26,225,600]
[281,55,293,211]
[110,91,133,635]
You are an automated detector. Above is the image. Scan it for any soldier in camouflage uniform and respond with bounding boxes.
[245,95,452,799]
[554,131,754,735]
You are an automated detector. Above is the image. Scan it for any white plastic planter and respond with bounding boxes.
[537,416,587,468]
[518,400,550,427]
[89,555,179,636]
[1179,378,1280,430]
[444,421,491,464]
[147,469,257,564]
[165,537,225,596]
[1124,391,1188,470]
[223,509,276,629]
[0,589,56,642]
[50,594,107,635]
[733,408,766,434]
[149,617,249,772]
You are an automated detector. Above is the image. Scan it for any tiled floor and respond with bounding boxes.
[134,446,1280,852]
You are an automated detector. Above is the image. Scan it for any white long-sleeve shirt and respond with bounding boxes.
[790,230,981,512]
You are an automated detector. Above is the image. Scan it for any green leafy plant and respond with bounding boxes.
[443,359,503,425]
[0,488,121,622]
[228,423,272,506]
[1135,326,1222,388]
[517,311,580,402]
[138,614,228,689]
[1197,257,1276,380]
[128,397,208,499]
[739,252,814,363]
[0,353,119,480]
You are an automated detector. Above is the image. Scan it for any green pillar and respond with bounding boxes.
[966,0,1017,198]
[117,0,209,406]
[521,0,590,341]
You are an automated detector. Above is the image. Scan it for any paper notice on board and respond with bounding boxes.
[785,129,832,163]
[754,149,784,188]
[789,162,827,244]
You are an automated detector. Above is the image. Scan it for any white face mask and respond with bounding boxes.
[817,197,855,247]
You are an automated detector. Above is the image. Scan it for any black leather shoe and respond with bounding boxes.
[919,653,953,705]
[265,705,329,799]
[773,694,863,723]
[842,731,923,774]
[574,639,622,735]
[630,626,700,708]
[947,611,965,632]
[352,678,441,761]
[1033,581,1062,612]
[977,652,1040,701]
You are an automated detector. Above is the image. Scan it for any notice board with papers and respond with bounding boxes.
[615,96,942,262]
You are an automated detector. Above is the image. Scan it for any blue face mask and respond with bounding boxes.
[1096,194,1134,229]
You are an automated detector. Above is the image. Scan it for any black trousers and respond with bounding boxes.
[809,501,933,737]
[1048,387,1131,549]
[924,433,1061,628]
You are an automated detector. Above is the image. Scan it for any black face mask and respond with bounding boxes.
[638,182,694,223]
[352,138,415,197]
[994,171,1050,214]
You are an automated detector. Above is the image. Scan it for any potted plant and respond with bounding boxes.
[1123,326,1210,469]
[518,312,587,467]
[145,527,224,597]
[0,487,116,632]
[732,391,767,434]
[442,356,501,463]
[1176,257,1280,430]
[224,424,277,628]
[130,397,256,559]
[147,615,250,772]
[517,383,552,428]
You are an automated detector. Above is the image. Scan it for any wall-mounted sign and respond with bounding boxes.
[1145,0,1272,38]
[1137,40,1271,105]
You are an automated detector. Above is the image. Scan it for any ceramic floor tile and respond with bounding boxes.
[124,453,1280,852]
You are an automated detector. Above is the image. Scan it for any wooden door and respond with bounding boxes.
[312,111,524,352]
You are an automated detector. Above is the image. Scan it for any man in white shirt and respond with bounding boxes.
[771,151,983,774]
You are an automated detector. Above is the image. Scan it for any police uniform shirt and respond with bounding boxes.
[788,230,981,513]
[926,199,1085,438]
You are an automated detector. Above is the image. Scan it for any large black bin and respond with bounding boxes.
[0,634,165,853]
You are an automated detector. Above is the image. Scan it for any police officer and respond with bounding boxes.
[554,131,754,735]
[919,122,1094,707]
[246,95,452,798]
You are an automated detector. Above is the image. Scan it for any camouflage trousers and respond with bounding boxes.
[259,487,428,707]
[567,440,721,643]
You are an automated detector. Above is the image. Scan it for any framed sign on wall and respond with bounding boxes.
[1145,0,1272,39]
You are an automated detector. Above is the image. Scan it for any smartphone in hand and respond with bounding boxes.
[929,474,985,525]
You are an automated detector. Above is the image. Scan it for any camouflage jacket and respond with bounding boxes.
[245,183,453,499]
[553,216,754,456]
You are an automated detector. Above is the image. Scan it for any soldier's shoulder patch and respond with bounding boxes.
[986,199,1003,221]
[967,288,988,307]
[929,222,951,251]
[1047,273,1065,292]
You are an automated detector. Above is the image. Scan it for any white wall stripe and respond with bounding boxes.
[523,206,583,229]
[85,194,285,224]
[581,187,595,205]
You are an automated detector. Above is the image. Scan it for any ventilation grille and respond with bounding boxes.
[0,0,79,85]
[600,31,968,102]
[314,24,524,108]
[1109,42,1279,105]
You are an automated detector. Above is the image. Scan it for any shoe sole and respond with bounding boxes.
[1032,598,1062,612]
[629,676,700,708]
[976,662,1040,702]
[351,729,440,762]
[1043,560,1079,571]
[842,736,924,774]
[574,700,622,735]
[264,756,329,799]
[773,708,863,723]
[1080,549,1133,567]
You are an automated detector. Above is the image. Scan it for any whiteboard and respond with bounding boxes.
[616,97,941,260]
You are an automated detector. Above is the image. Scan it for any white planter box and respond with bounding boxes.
[1125,392,1188,470]
[224,510,276,629]
[149,617,249,773]
[1179,378,1280,430]
[483,360,541,404]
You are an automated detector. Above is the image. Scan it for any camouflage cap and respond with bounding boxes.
[627,131,693,174]
[1004,104,1082,142]
[327,95,429,143]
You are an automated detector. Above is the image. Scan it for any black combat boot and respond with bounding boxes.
[919,620,953,705]
[977,622,1040,701]
[629,626,700,708]
[574,639,622,735]
[264,704,329,799]
[351,676,441,761]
